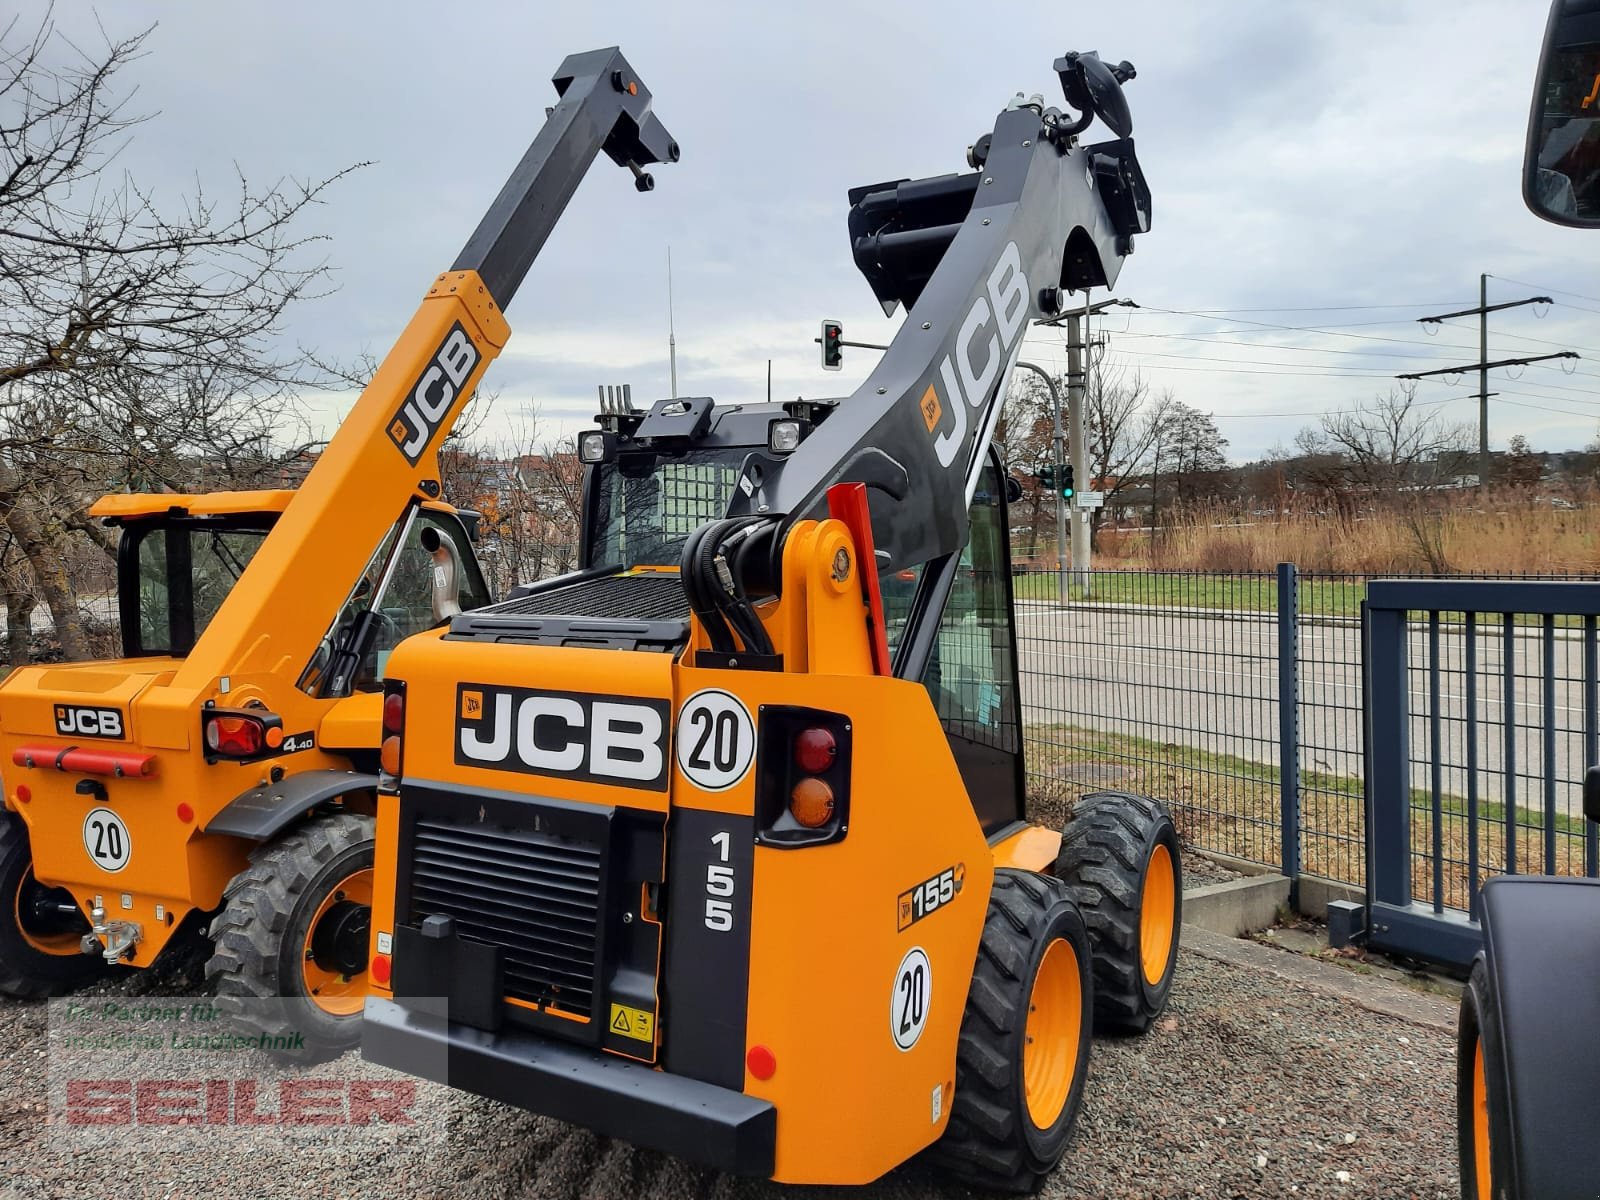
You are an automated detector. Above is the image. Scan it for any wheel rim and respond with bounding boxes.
[1473,1038,1492,1200]
[1139,843,1177,987]
[14,867,87,957]
[1023,936,1083,1129]
[301,867,373,1016]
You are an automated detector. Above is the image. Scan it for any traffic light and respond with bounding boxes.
[1060,465,1075,500]
[1036,464,1056,489]
[821,320,843,370]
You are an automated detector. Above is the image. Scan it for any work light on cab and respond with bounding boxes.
[201,708,283,761]
[767,418,805,453]
[577,430,614,463]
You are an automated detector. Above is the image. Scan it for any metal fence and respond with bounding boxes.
[1365,580,1600,965]
[1016,566,1364,888]
[1015,566,1596,936]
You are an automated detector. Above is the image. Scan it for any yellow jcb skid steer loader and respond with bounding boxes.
[0,47,675,1060]
[362,47,1177,1190]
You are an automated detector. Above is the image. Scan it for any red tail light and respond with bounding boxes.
[379,681,406,790]
[201,709,282,761]
[794,727,837,774]
[382,691,405,737]
[755,707,851,848]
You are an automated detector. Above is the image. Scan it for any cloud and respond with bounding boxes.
[17,0,1600,465]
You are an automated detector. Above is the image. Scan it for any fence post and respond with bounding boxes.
[1277,562,1301,906]
[1366,600,1412,919]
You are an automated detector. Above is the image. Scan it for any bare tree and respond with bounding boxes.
[0,10,357,660]
[997,370,1058,561]
[1084,359,1172,538]
[1500,434,1543,489]
[1151,402,1230,510]
[1294,384,1471,499]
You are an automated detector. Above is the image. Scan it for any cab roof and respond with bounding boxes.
[90,490,460,522]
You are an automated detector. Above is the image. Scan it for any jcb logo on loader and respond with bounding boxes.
[927,241,1029,468]
[387,322,481,465]
[54,705,124,739]
[455,683,669,791]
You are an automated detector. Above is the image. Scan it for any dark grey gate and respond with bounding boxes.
[1365,579,1600,966]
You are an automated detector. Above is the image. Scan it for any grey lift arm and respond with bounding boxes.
[724,52,1149,574]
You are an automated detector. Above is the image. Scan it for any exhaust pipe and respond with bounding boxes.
[419,526,464,623]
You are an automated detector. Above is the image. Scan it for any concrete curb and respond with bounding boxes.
[1181,873,1288,937]
[1180,925,1459,1034]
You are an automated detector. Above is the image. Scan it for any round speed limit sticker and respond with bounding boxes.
[676,689,756,791]
[82,807,131,873]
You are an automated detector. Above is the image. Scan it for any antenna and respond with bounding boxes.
[667,246,678,399]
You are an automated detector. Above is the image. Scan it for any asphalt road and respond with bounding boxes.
[1016,602,1596,816]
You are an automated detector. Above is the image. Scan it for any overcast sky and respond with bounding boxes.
[26,0,1600,463]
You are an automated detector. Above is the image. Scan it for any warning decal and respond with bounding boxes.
[608,1003,655,1042]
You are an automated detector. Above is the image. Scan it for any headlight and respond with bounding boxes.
[768,419,804,453]
[577,430,611,463]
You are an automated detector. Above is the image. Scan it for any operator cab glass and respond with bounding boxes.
[588,448,746,568]
[300,508,491,696]
[1525,0,1600,226]
[121,518,274,657]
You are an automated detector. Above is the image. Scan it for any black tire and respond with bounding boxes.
[0,812,102,998]
[932,869,1093,1194]
[1057,790,1182,1034]
[206,812,374,1063]
[1458,955,1514,1200]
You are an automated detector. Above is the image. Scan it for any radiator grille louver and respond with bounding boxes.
[409,817,603,1016]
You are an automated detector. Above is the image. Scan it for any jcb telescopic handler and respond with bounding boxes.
[0,49,676,1059]
[363,49,1178,1189]
[1456,5,1600,1198]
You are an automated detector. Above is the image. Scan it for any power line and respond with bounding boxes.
[1490,274,1600,309]
[1400,276,1581,488]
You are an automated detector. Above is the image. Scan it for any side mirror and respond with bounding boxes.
[1524,0,1600,227]
[1585,764,1600,824]
[1004,475,1024,504]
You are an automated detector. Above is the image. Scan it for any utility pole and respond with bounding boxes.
[1013,360,1067,602]
[1402,277,1572,489]
[1054,294,1136,597]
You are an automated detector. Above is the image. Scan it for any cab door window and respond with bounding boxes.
[299,510,488,695]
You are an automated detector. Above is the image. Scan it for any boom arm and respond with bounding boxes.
[159,48,676,713]
[725,57,1150,574]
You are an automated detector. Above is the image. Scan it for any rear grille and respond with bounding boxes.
[408,817,603,1017]
[489,572,687,621]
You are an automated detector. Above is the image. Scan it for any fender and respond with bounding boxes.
[205,769,378,841]
[1477,875,1600,1198]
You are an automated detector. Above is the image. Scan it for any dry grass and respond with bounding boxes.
[1093,491,1600,575]
[1026,724,1596,912]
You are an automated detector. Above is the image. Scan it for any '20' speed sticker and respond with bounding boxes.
[676,689,755,791]
[82,807,131,873]
[892,946,932,1051]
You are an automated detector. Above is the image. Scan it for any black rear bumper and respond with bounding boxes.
[362,998,776,1177]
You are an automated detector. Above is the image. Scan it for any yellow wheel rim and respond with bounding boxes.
[1473,1038,1491,1200]
[1140,843,1177,987]
[300,867,373,1017]
[1023,937,1083,1129]
[14,867,86,957]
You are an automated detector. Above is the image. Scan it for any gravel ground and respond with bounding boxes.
[1176,846,1244,887]
[0,937,1459,1200]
